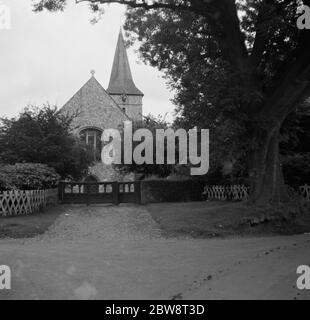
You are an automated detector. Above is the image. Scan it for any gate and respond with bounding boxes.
[58,181,141,205]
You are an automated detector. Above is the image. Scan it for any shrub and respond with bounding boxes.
[0,163,60,190]
[0,105,92,179]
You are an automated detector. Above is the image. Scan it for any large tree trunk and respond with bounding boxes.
[249,124,290,205]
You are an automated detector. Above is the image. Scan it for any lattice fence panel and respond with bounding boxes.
[203,185,249,201]
[0,190,46,216]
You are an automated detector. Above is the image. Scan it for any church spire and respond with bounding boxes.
[107,30,143,96]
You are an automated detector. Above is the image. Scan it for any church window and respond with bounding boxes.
[80,128,102,162]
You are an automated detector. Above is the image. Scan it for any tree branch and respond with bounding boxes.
[260,50,310,123]
[250,0,271,69]
[214,0,248,71]
[75,0,205,15]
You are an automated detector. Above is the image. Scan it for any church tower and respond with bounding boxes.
[107,30,143,121]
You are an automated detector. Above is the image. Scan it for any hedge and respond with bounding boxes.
[140,179,204,204]
[0,163,60,191]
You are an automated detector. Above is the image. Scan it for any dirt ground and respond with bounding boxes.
[0,204,310,300]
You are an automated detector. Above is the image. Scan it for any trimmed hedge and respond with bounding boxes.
[0,163,60,191]
[141,179,204,204]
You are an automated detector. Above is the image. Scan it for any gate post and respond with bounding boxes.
[113,182,119,205]
[58,181,64,203]
[135,181,141,204]
[86,183,90,206]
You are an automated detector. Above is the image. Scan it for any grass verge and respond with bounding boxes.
[0,206,62,239]
[147,201,310,238]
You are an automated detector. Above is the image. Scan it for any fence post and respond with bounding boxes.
[113,182,119,205]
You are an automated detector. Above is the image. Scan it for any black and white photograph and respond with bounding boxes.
[0,0,310,306]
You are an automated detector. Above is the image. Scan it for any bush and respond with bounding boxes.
[0,163,60,190]
[141,179,204,203]
[0,105,92,179]
[282,153,310,189]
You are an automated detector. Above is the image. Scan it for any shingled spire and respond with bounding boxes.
[107,30,143,96]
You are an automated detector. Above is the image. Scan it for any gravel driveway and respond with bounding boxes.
[0,204,309,300]
[34,204,164,243]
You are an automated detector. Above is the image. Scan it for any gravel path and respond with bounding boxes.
[32,204,164,243]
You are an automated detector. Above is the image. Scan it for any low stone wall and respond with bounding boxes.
[140,180,204,204]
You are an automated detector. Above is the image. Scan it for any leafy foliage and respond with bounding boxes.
[121,2,310,190]
[122,3,297,147]
[0,105,92,179]
[0,163,60,190]
[281,107,310,187]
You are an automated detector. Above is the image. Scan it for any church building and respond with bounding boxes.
[61,30,143,181]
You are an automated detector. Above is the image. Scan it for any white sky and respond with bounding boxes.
[0,0,175,121]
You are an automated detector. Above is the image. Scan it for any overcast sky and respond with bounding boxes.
[0,0,175,121]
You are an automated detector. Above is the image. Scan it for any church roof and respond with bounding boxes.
[62,73,130,126]
[107,30,143,96]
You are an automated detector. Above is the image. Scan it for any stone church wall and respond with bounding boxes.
[61,77,128,134]
[89,162,135,182]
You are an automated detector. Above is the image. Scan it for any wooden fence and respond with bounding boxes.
[0,190,47,216]
[59,181,140,205]
[203,185,249,201]
[204,184,310,202]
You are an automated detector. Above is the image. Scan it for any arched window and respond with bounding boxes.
[80,128,102,161]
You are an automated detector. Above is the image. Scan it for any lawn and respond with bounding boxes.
[147,201,310,238]
[0,206,62,239]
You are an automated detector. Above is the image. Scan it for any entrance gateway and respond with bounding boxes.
[58,181,141,205]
